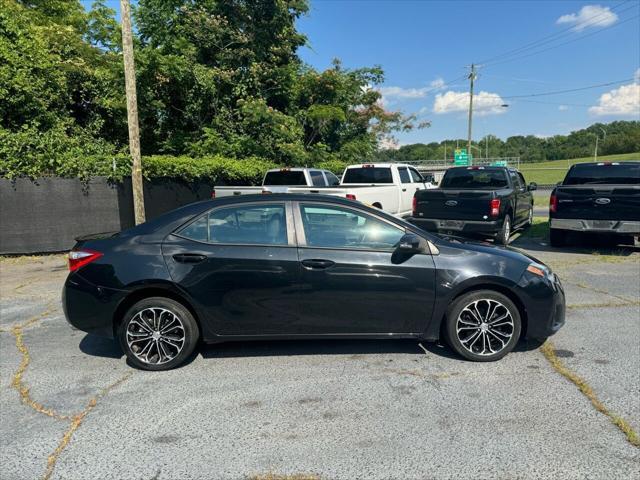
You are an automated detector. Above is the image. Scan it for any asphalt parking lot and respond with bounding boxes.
[1,231,639,480]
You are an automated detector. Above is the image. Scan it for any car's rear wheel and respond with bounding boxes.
[444,290,521,362]
[495,215,511,245]
[549,228,567,247]
[119,297,199,371]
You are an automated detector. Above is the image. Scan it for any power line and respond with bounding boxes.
[478,1,635,65]
[484,14,640,68]
[502,78,634,99]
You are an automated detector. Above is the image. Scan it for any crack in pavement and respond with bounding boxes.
[540,340,639,449]
[4,303,134,479]
[43,372,133,480]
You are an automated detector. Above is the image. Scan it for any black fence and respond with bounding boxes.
[0,177,214,254]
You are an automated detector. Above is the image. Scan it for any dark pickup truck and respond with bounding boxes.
[409,166,537,245]
[549,161,640,246]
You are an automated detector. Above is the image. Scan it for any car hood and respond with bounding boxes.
[435,234,547,267]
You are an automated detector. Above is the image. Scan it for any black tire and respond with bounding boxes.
[118,297,200,371]
[525,205,534,227]
[444,290,521,362]
[549,228,567,247]
[495,215,511,245]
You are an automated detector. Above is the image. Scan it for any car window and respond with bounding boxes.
[300,204,404,250]
[563,163,640,185]
[441,168,508,189]
[409,168,423,183]
[263,170,306,186]
[398,167,411,184]
[310,170,325,186]
[324,171,340,186]
[179,204,287,245]
[509,172,523,190]
[517,172,527,188]
[342,167,393,184]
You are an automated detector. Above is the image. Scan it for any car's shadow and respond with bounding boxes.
[79,334,544,365]
[512,234,639,257]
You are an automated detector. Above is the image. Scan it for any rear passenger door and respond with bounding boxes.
[162,202,302,337]
[398,167,414,213]
[509,171,531,223]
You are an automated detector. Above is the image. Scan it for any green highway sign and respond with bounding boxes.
[454,148,472,166]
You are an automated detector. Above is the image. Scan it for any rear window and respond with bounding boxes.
[263,170,307,186]
[342,167,393,184]
[563,163,640,185]
[441,168,509,189]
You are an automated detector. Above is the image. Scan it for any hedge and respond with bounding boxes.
[1,153,349,185]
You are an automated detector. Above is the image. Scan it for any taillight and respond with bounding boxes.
[68,249,103,272]
[412,196,417,214]
[490,198,501,217]
[550,194,558,214]
[211,190,216,199]
[345,194,356,200]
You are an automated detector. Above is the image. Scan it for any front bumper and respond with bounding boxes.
[518,272,566,340]
[550,218,640,234]
[409,217,503,236]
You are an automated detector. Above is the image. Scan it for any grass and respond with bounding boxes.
[519,218,549,240]
[541,341,640,448]
[519,152,639,185]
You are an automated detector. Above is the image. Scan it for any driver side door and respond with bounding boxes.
[293,201,436,335]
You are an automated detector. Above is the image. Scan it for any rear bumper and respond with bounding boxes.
[62,273,126,338]
[550,218,640,234]
[409,217,503,235]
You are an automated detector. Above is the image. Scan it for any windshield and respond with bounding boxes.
[440,168,509,189]
[263,170,307,186]
[343,167,393,184]
[563,163,640,185]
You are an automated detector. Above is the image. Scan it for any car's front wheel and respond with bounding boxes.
[119,297,200,371]
[444,290,522,362]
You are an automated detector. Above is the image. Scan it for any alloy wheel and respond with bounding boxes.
[125,307,186,365]
[455,299,515,356]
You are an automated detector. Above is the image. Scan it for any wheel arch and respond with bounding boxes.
[450,283,528,338]
[433,281,528,341]
[112,285,202,338]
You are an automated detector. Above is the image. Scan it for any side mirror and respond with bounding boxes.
[528,182,538,191]
[396,233,426,254]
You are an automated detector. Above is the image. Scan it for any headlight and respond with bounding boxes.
[526,262,554,282]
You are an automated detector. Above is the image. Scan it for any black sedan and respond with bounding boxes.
[63,194,565,370]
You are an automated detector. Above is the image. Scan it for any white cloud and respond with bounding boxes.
[589,82,640,116]
[557,5,618,32]
[379,136,400,150]
[558,105,569,111]
[433,90,507,116]
[429,77,446,90]
[379,86,429,100]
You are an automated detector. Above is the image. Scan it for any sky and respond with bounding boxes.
[297,0,640,145]
[85,0,640,146]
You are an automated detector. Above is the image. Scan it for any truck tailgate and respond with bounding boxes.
[554,185,640,221]
[414,189,495,220]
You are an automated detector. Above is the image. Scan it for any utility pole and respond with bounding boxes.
[594,127,606,162]
[466,64,476,164]
[120,0,145,224]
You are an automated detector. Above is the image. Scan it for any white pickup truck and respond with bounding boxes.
[288,163,436,217]
[213,167,340,197]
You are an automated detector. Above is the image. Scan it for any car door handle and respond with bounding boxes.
[301,259,335,270]
[173,253,207,264]
[402,188,407,192]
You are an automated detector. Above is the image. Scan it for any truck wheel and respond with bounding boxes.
[549,228,567,247]
[495,215,511,245]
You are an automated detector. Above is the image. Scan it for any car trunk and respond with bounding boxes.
[414,189,496,221]
[554,185,640,221]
